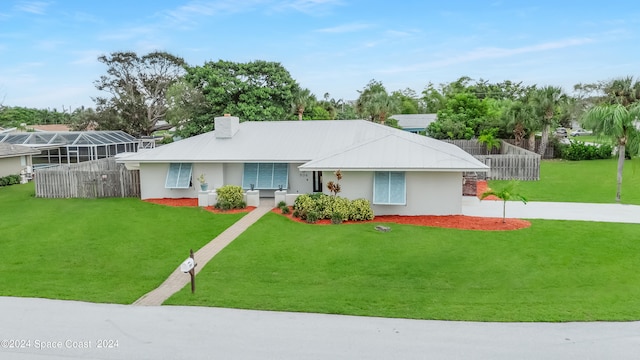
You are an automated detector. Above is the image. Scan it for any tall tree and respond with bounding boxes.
[421,82,446,113]
[356,80,399,124]
[391,88,423,114]
[291,88,315,120]
[93,51,186,136]
[165,79,214,138]
[503,99,537,150]
[603,76,640,107]
[531,86,566,156]
[426,93,489,140]
[582,103,640,202]
[183,60,298,122]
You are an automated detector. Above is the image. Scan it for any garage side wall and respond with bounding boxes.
[0,157,23,177]
[328,171,463,216]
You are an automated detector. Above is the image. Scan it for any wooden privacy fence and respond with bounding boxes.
[445,139,541,181]
[35,158,140,198]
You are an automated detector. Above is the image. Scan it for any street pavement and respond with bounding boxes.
[1,297,639,360]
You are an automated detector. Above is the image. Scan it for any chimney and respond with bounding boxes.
[214,115,240,138]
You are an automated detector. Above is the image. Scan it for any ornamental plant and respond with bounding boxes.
[215,185,245,210]
[326,170,342,196]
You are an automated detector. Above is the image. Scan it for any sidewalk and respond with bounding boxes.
[133,198,274,306]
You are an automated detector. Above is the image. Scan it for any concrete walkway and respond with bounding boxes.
[133,198,274,306]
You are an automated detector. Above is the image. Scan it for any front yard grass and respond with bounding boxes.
[489,158,640,204]
[0,183,245,304]
[166,213,640,322]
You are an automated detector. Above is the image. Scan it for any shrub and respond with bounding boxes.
[331,211,343,225]
[316,194,334,218]
[349,198,375,221]
[0,174,21,187]
[215,185,245,209]
[305,210,320,224]
[277,200,287,208]
[562,141,613,161]
[293,193,374,222]
[215,201,233,211]
[331,197,351,221]
[281,206,290,214]
[293,194,316,220]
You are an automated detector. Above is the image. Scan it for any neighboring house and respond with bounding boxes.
[0,131,139,166]
[118,116,488,216]
[28,124,72,132]
[0,143,40,178]
[390,114,437,133]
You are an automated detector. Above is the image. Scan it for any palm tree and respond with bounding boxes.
[582,103,640,202]
[531,86,566,156]
[292,88,314,121]
[604,76,640,107]
[503,99,536,149]
[480,181,528,223]
[478,129,501,154]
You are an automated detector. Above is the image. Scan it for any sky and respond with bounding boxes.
[1,0,640,111]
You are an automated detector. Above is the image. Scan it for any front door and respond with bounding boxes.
[312,171,323,193]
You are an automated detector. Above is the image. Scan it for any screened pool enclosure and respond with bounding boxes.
[0,131,139,166]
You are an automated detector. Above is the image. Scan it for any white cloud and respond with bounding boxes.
[98,25,157,41]
[280,0,342,14]
[379,37,594,74]
[162,0,263,25]
[14,1,50,15]
[71,50,104,65]
[35,39,65,51]
[316,23,372,34]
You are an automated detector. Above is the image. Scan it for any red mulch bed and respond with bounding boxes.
[144,198,255,214]
[144,195,530,231]
[476,180,499,200]
[272,208,530,231]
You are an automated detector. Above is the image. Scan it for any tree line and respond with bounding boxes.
[1,51,638,157]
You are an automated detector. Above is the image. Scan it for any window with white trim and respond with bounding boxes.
[373,171,406,205]
[165,163,193,189]
[242,163,288,189]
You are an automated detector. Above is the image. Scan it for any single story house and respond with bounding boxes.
[390,114,437,133]
[117,116,488,216]
[0,143,40,178]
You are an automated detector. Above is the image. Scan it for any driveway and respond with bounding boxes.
[462,196,640,224]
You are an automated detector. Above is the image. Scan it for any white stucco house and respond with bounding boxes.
[117,116,488,216]
[0,143,40,179]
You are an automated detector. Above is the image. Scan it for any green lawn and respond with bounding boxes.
[0,183,245,304]
[489,158,640,204]
[5,157,640,322]
[568,135,611,145]
[166,213,640,322]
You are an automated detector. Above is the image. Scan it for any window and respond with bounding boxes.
[242,163,288,189]
[373,171,406,205]
[165,163,193,189]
